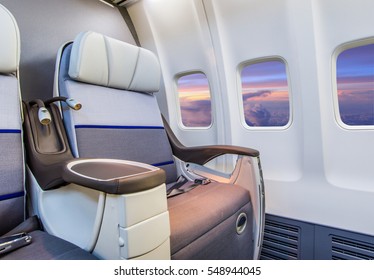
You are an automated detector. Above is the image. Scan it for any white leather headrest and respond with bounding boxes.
[0,4,20,73]
[69,31,161,93]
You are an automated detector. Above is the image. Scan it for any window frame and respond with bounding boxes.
[174,71,214,130]
[237,56,293,130]
[332,38,374,130]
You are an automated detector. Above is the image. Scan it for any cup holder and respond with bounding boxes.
[236,212,247,235]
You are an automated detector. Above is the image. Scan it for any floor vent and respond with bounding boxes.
[331,235,374,260]
[260,220,300,260]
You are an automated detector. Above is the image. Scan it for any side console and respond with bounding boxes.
[22,98,170,259]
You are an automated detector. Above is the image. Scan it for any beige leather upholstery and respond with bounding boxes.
[68,31,161,93]
[0,4,20,74]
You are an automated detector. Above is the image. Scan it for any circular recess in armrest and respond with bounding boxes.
[62,159,166,195]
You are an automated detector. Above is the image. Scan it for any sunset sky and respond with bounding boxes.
[177,45,373,128]
[241,60,290,127]
[177,62,290,128]
[337,44,374,126]
[177,73,212,127]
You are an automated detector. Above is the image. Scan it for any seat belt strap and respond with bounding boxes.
[167,175,212,198]
[166,175,188,197]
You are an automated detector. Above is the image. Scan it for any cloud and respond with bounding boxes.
[338,89,373,125]
[244,103,271,126]
[180,99,212,127]
[338,90,374,103]
[242,90,271,101]
[339,90,373,97]
[341,113,374,126]
[180,99,211,112]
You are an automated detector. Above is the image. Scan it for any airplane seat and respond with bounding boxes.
[0,3,24,237]
[0,4,97,260]
[52,31,265,259]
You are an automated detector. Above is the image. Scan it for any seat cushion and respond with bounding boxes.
[0,230,98,260]
[168,182,253,259]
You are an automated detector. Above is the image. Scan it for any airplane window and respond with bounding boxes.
[336,44,374,126]
[177,72,212,128]
[241,59,290,127]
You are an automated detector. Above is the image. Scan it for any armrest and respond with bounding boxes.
[62,159,166,195]
[162,117,259,165]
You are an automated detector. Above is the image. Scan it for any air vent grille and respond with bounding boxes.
[331,236,374,260]
[260,220,300,260]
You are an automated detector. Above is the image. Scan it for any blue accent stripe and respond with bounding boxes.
[0,191,24,202]
[152,161,174,167]
[75,125,164,130]
[0,129,21,134]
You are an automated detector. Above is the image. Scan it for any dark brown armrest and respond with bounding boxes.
[62,159,166,195]
[162,117,259,165]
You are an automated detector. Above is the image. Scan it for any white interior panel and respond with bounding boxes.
[120,211,170,259]
[203,0,304,182]
[39,183,104,251]
[312,0,374,192]
[128,0,224,148]
[130,0,374,236]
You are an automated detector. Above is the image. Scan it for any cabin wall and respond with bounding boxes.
[0,0,135,101]
[1,0,373,254]
[128,0,374,236]
[128,0,222,148]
